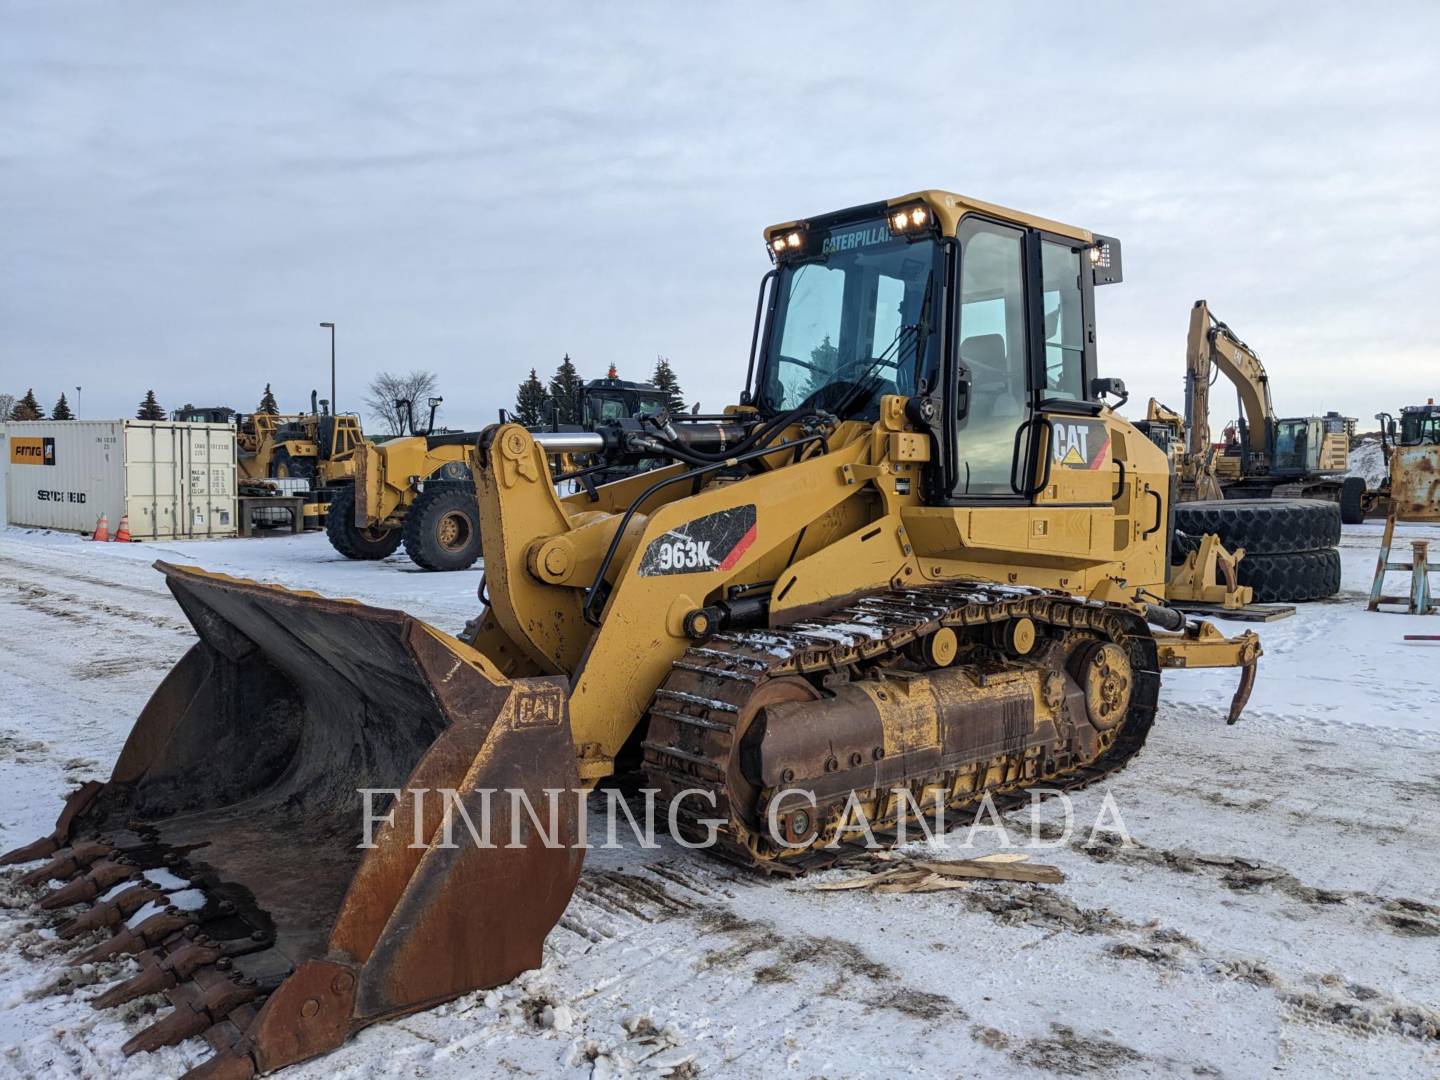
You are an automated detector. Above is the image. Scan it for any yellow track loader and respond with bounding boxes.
[4,191,1261,1079]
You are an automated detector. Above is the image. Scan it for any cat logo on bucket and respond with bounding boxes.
[512,683,565,728]
[9,437,55,466]
[1050,420,1110,470]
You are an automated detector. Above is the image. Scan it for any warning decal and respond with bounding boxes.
[1049,419,1111,470]
[638,504,758,577]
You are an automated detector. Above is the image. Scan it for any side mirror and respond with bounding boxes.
[1091,377,1129,408]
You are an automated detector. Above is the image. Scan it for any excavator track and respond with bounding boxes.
[642,582,1161,874]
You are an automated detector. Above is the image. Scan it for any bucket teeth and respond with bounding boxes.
[91,961,179,1009]
[75,908,195,964]
[39,859,138,910]
[0,834,59,866]
[121,977,258,1056]
[14,840,110,887]
[92,939,223,1009]
[57,884,166,940]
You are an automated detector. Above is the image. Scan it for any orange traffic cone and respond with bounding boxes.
[91,514,110,542]
[113,514,132,542]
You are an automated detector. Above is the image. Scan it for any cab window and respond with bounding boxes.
[1041,241,1085,401]
[953,221,1028,497]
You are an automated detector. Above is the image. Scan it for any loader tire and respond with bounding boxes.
[1236,548,1342,603]
[271,447,317,483]
[325,484,401,560]
[1339,476,1367,525]
[1171,498,1340,555]
[403,484,481,572]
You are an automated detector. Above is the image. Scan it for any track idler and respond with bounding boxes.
[2,562,585,1077]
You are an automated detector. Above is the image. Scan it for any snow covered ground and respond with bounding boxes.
[1,523,1438,1078]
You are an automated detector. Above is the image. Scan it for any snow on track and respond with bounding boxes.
[1,523,1437,1078]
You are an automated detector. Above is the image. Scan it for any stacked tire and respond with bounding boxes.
[1173,499,1341,603]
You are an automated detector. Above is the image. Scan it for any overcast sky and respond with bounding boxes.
[3,1,1437,431]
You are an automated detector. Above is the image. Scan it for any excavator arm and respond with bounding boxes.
[1184,300,1274,495]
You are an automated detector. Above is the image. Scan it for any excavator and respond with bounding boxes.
[2,191,1261,1079]
[1182,301,1360,514]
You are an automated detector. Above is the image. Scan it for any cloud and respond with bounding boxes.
[1,0,1437,429]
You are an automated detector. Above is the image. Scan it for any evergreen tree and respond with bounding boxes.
[514,368,549,426]
[803,335,840,401]
[10,388,44,420]
[51,392,74,420]
[651,356,686,413]
[548,354,585,425]
[257,383,279,415]
[137,390,165,420]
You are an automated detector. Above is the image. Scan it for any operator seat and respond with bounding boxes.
[960,334,1019,417]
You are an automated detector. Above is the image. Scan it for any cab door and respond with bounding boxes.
[950,218,1031,499]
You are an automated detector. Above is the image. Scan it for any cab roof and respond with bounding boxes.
[764,189,1094,245]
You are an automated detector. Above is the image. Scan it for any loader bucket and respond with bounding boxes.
[1,562,583,1078]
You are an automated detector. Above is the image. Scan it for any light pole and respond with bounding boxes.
[75,386,82,419]
[319,322,336,412]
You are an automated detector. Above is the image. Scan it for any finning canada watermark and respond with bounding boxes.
[357,786,1132,851]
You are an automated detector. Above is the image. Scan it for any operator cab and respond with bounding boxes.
[582,377,669,424]
[172,405,236,425]
[1399,403,1440,446]
[753,191,1123,503]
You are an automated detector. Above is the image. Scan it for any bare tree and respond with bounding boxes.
[364,370,440,435]
[0,394,14,422]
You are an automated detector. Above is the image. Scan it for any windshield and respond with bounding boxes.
[756,222,940,419]
[1401,412,1440,445]
[585,392,668,422]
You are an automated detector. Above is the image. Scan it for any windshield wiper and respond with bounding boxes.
[818,275,934,419]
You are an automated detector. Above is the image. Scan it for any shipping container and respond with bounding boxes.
[4,420,238,539]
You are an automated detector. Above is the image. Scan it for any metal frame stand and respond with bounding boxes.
[1368,512,1435,614]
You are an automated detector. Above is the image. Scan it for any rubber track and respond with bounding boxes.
[642,582,1161,875]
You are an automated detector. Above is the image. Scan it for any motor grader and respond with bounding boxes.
[1348,401,1440,523]
[3,190,1261,1079]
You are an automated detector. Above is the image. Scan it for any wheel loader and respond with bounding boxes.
[235,392,365,490]
[332,380,673,571]
[2,190,1261,1079]
[324,395,484,570]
